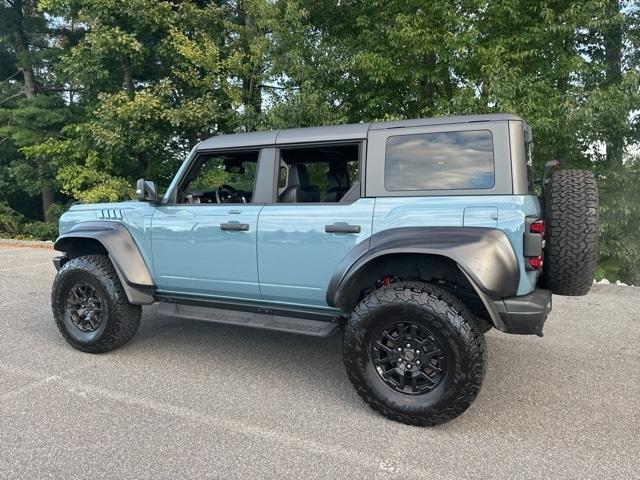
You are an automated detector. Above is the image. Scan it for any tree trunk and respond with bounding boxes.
[604,0,624,169]
[239,3,262,132]
[420,54,437,115]
[41,183,55,223]
[124,61,135,97]
[13,1,55,220]
[13,1,36,100]
[138,151,148,178]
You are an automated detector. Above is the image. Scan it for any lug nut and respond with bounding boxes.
[406,364,412,369]
[416,360,421,365]
[406,344,411,348]
[398,348,402,351]
[416,350,420,354]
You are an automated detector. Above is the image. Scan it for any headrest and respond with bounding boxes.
[288,163,310,187]
[327,162,350,189]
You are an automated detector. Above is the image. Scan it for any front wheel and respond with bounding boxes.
[51,255,141,353]
[343,281,486,426]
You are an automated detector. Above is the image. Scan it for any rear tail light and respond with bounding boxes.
[530,218,545,236]
[525,217,545,271]
[528,253,544,271]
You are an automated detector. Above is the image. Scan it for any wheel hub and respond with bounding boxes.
[403,349,415,362]
[371,321,446,395]
[66,282,103,333]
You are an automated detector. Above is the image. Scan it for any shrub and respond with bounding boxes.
[0,202,25,238]
[20,221,58,241]
[596,158,640,285]
[0,201,61,241]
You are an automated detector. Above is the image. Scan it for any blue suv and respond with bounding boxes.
[51,114,599,425]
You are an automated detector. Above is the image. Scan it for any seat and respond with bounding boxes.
[323,162,351,202]
[279,164,320,203]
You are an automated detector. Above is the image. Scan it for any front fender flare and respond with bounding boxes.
[326,227,520,311]
[54,221,155,305]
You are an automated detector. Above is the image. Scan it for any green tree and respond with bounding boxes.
[0,0,73,221]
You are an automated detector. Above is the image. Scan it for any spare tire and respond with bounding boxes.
[543,169,599,296]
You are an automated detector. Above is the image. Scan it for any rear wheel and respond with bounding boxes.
[543,169,599,296]
[51,255,141,353]
[343,281,485,426]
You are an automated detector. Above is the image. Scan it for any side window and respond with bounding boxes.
[179,151,258,204]
[278,143,360,203]
[385,130,495,191]
[278,165,288,189]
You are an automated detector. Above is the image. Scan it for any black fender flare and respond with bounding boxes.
[326,227,520,314]
[54,221,155,305]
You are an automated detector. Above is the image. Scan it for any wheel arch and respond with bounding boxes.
[54,221,155,305]
[326,227,520,330]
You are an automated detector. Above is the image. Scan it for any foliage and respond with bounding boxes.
[0,201,59,240]
[0,202,24,238]
[0,0,638,282]
[597,157,640,284]
[20,220,58,240]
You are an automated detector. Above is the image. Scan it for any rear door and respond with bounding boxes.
[257,141,375,308]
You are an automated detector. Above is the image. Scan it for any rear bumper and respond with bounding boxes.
[493,288,552,336]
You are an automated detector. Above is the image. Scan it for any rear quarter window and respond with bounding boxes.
[384,130,495,191]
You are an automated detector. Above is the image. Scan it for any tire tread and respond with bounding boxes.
[543,170,599,296]
[51,254,141,353]
[343,281,485,426]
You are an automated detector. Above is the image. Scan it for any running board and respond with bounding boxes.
[158,302,340,337]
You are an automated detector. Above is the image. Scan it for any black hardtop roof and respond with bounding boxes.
[196,113,524,151]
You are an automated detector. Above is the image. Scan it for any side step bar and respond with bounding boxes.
[158,302,340,337]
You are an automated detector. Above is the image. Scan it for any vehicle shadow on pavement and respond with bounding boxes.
[128,305,548,427]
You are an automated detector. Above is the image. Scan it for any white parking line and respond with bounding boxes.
[0,262,52,272]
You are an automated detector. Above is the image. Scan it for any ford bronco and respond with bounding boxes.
[51,114,599,425]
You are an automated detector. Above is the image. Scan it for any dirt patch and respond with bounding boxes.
[0,238,54,250]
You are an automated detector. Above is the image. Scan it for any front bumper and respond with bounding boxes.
[493,288,552,336]
[53,254,67,271]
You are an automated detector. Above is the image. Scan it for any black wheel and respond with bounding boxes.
[543,169,599,296]
[343,281,486,426]
[51,255,141,353]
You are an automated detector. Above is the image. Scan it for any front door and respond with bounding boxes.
[151,150,263,299]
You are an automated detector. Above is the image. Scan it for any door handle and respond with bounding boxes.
[220,223,249,231]
[325,224,361,234]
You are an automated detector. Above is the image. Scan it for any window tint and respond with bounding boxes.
[180,151,258,203]
[385,130,495,191]
[278,144,359,203]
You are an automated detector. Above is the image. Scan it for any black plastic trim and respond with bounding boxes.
[155,292,341,323]
[327,226,520,309]
[53,254,66,271]
[523,232,543,257]
[325,224,361,234]
[53,221,155,305]
[493,288,552,335]
[158,303,339,337]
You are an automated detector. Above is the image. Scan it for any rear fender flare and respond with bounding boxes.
[326,227,520,315]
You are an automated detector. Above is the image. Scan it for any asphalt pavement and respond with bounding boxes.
[0,244,638,479]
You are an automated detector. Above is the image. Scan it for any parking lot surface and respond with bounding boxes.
[1,245,639,479]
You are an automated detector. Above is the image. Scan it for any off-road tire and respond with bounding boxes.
[343,281,486,426]
[543,169,599,296]
[51,254,141,353]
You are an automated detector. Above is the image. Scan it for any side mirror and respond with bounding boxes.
[136,178,157,202]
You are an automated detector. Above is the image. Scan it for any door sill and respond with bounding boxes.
[157,302,340,337]
[155,292,341,322]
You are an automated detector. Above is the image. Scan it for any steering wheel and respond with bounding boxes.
[215,184,246,204]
